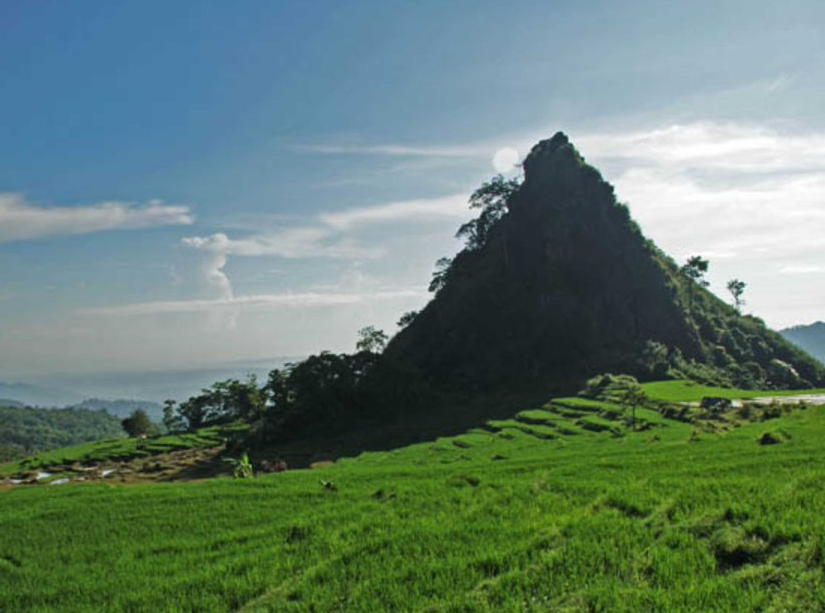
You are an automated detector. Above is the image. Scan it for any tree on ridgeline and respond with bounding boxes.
[397,310,418,329]
[727,279,746,313]
[680,255,709,315]
[428,257,453,293]
[356,326,388,354]
[455,174,520,251]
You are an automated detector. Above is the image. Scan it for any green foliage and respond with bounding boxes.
[259,351,429,442]
[727,279,746,313]
[355,325,388,353]
[162,399,185,433]
[428,256,453,293]
[3,392,825,611]
[0,405,124,458]
[120,408,159,438]
[177,377,264,431]
[581,373,642,401]
[396,310,418,329]
[225,451,254,479]
[455,174,521,250]
[262,351,379,439]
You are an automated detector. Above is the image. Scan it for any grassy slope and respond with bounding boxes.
[641,379,825,403]
[0,426,239,476]
[1,389,824,612]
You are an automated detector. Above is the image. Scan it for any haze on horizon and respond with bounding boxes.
[1,1,824,381]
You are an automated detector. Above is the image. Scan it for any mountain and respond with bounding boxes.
[0,381,84,408]
[780,322,825,364]
[71,399,164,422]
[0,398,25,408]
[387,132,825,392]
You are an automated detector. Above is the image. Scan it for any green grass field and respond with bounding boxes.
[640,379,825,403]
[1,383,824,612]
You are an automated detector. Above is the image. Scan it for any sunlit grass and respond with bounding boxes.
[1,391,824,611]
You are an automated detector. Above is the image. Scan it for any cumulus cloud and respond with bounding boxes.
[147,192,471,326]
[179,193,471,303]
[0,193,193,243]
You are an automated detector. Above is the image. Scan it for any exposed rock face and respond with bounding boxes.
[386,133,825,391]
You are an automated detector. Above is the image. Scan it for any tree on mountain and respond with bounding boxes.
[429,257,453,293]
[397,311,418,329]
[727,279,746,313]
[455,174,520,250]
[121,408,158,438]
[356,326,388,353]
[681,255,709,314]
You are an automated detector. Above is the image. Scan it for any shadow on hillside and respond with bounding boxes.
[255,384,581,469]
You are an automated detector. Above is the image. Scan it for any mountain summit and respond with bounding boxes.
[387,133,825,391]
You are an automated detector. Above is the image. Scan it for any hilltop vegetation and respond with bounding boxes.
[1,384,824,612]
[0,405,125,460]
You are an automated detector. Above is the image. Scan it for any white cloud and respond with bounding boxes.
[184,228,382,260]
[319,193,468,229]
[79,289,423,316]
[294,143,487,158]
[0,193,193,243]
[578,122,825,173]
[167,192,472,326]
[180,193,471,299]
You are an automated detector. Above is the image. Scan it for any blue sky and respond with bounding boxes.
[2,0,825,382]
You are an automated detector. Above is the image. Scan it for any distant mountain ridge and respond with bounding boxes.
[0,381,84,408]
[780,322,825,364]
[386,132,825,391]
[71,398,163,421]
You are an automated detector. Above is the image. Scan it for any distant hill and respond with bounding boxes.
[0,381,84,408]
[72,398,164,422]
[0,405,125,459]
[386,132,825,392]
[780,322,825,364]
[0,398,25,408]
